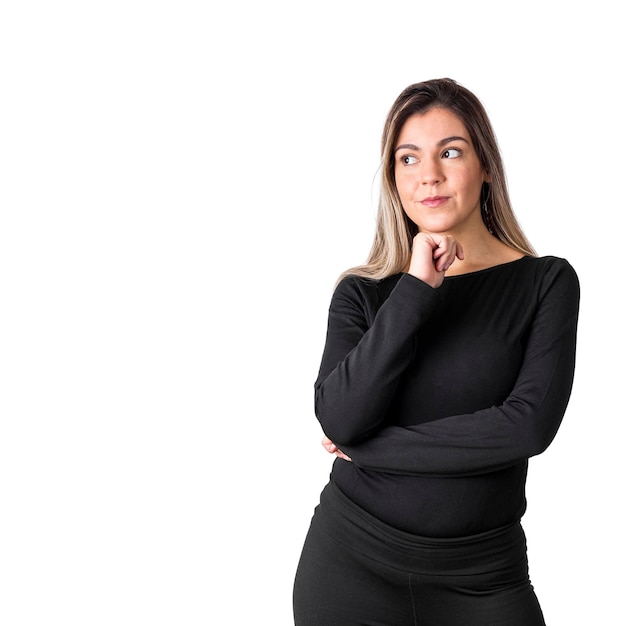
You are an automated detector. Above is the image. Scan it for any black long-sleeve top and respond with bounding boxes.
[314,256,579,537]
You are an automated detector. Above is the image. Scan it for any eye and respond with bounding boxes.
[442,148,461,159]
[400,154,418,165]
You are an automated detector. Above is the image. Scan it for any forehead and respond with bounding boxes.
[396,108,469,144]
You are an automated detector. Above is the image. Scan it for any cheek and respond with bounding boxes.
[394,173,413,200]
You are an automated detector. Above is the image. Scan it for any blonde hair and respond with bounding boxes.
[340,78,536,282]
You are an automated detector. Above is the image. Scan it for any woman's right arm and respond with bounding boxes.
[315,233,461,445]
[314,273,441,445]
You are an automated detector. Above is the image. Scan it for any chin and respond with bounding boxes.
[419,222,456,234]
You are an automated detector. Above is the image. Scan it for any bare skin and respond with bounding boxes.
[322,108,523,458]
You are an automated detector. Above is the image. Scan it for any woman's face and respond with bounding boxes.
[394,108,488,235]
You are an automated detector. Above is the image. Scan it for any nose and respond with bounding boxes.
[420,156,444,185]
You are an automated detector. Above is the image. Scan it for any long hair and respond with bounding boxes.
[340,78,536,281]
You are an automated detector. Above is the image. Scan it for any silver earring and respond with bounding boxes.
[481,187,494,235]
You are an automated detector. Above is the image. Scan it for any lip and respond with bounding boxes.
[420,195,450,208]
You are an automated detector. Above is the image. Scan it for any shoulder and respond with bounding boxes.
[333,272,402,302]
[525,256,580,308]
[330,273,403,321]
[526,255,579,287]
[528,255,576,273]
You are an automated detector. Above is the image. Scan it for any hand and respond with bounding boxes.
[322,436,352,462]
[408,232,464,288]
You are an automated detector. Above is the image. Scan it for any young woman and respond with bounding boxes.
[293,78,579,625]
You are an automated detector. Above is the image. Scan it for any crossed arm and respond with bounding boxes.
[315,258,579,478]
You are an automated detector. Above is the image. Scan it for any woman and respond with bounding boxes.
[293,78,579,625]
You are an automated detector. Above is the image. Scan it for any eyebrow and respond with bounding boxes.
[394,135,470,153]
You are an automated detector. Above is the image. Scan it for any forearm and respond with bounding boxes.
[341,390,571,477]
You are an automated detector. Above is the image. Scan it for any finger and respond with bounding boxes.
[436,247,457,271]
[437,239,464,271]
[431,236,450,260]
[322,436,338,453]
[336,450,352,462]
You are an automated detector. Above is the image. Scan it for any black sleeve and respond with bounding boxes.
[339,260,580,476]
[314,273,441,445]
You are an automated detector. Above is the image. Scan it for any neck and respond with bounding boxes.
[444,232,524,276]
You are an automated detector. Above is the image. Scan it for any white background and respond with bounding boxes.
[1,1,623,624]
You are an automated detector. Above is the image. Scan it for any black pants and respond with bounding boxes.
[293,481,546,626]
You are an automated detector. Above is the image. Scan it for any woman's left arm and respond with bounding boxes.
[338,259,580,477]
